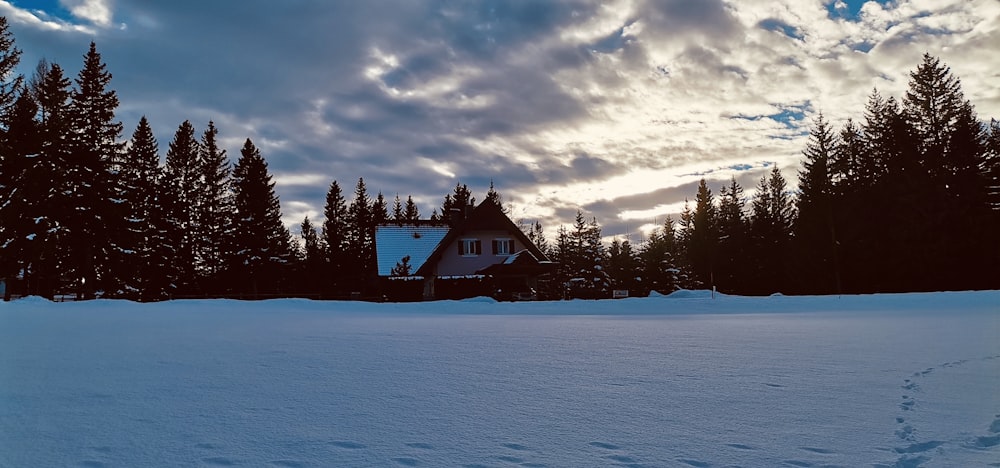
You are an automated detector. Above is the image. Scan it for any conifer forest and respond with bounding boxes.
[0,17,998,301]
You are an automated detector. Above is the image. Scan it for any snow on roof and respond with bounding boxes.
[375,224,451,276]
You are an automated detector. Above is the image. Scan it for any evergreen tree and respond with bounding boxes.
[160,120,201,294]
[986,119,1000,211]
[26,62,74,298]
[563,212,610,298]
[114,117,163,300]
[607,237,639,293]
[524,220,549,257]
[832,118,865,192]
[747,166,794,294]
[638,216,686,294]
[438,182,475,222]
[794,113,841,294]
[403,195,420,221]
[0,16,22,115]
[901,55,993,290]
[485,179,510,215]
[0,87,39,299]
[687,179,718,288]
[346,177,374,283]
[66,42,124,298]
[372,191,389,227]
[322,180,348,291]
[230,138,292,296]
[716,176,748,293]
[196,120,234,289]
[391,194,404,223]
[298,215,324,294]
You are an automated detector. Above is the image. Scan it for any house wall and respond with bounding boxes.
[434,230,526,276]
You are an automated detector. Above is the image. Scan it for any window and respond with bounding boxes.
[458,239,481,256]
[492,238,513,255]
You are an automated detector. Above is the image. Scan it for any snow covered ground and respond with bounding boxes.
[1,291,998,468]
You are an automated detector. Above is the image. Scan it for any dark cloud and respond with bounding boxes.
[6,0,995,234]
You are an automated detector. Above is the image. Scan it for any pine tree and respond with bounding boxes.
[298,215,324,294]
[832,118,865,191]
[27,62,74,298]
[607,237,639,293]
[196,120,234,289]
[160,120,202,294]
[404,195,420,221]
[0,16,22,116]
[747,166,794,294]
[372,191,388,227]
[230,138,291,296]
[793,113,841,293]
[687,179,718,288]
[64,42,124,298]
[0,87,38,299]
[986,119,1000,211]
[485,179,510,215]
[524,221,549,257]
[638,216,685,294]
[113,117,162,300]
[391,194,404,223]
[438,182,475,222]
[346,178,373,283]
[322,180,348,291]
[716,176,748,293]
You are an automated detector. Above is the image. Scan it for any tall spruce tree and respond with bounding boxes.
[372,191,388,227]
[747,166,794,294]
[230,138,291,296]
[437,182,475,222]
[716,176,748,293]
[794,113,841,294]
[114,116,163,300]
[67,42,124,299]
[27,62,74,298]
[638,216,686,294]
[391,194,404,223]
[322,180,349,291]
[196,120,233,288]
[346,178,373,283]
[0,87,38,299]
[0,16,22,116]
[687,179,718,288]
[160,120,201,294]
[403,195,420,221]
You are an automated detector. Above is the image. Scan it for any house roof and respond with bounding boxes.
[476,249,557,276]
[415,198,551,276]
[374,223,451,276]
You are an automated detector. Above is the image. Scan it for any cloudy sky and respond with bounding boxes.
[4,0,999,240]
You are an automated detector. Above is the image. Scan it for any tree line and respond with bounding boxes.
[1,18,997,301]
[543,53,1000,298]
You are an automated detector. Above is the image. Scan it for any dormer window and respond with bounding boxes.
[492,238,513,255]
[459,239,481,256]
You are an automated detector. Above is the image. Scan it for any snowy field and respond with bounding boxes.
[2,291,999,468]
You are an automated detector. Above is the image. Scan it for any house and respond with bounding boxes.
[374,198,556,300]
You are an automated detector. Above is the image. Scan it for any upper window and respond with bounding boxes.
[458,239,481,256]
[492,239,513,255]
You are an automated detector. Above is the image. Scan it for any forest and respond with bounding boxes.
[0,17,998,301]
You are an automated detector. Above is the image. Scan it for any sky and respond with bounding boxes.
[3,0,999,241]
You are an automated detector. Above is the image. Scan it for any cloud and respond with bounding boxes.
[5,0,998,239]
[60,0,112,27]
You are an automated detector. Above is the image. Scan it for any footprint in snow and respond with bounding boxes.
[392,457,420,466]
[330,440,366,449]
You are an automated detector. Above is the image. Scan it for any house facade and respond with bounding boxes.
[374,198,555,300]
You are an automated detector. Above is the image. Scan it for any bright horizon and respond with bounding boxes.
[4,0,999,239]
